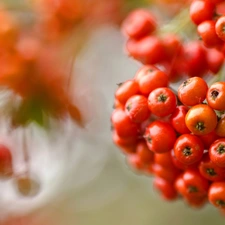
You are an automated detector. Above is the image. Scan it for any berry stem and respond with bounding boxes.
[158,8,195,38]
[22,129,30,175]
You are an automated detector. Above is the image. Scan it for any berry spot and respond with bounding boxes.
[183,146,192,156]
[126,103,132,111]
[216,200,225,207]
[211,90,219,100]
[188,185,198,193]
[195,122,205,131]
[144,135,152,143]
[157,94,167,102]
[206,168,217,176]
[217,144,225,154]
[182,79,191,87]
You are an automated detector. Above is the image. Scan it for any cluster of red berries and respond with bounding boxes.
[112,2,225,214]
[190,0,225,48]
[0,0,125,207]
[122,7,225,81]
[0,4,84,128]
[112,65,225,211]
[0,0,125,206]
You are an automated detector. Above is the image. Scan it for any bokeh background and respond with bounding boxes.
[0,0,225,225]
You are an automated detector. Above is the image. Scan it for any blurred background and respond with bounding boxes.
[0,0,225,225]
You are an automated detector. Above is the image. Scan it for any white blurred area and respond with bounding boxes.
[0,25,225,225]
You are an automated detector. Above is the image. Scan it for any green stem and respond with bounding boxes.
[158,8,195,37]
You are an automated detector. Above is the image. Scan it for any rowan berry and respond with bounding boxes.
[136,141,154,164]
[148,87,177,117]
[215,16,225,42]
[115,80,139,105]
[208,182,225,208]
[111,109,139,138]
[209,138,225,167]
[121,9,156,39]
[125,95,150,123]
[207,82,225,111]
[144,121,176,153]
[197,20,223,48]
[185,104,217,135]
[183,169,209,198]
[190,0,215,25]
[178,77,208,106]
[126,35,166,64]
[206,48,224,74]
[153,177,177,201]
[137,67,168,95]
[170,105,190,134]
[199,153,225,181]
[174,134,204,165]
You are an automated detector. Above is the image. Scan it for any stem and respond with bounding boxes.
[158,8,195,37]
[22,128,30,175]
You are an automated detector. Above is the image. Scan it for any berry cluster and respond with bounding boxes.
[0,0,124,128]
[112,2,225,214]
[0,5,84,128]
[122,8,225,81]
[0,0,123,202]
[190,0,225,48]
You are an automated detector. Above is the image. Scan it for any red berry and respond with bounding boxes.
[127,154,144,171]
[144,121,176,153]
[0,144,13,177]
[152,163,180,182]
[125,95,150,123]
[181,41,208,77]
[215,16,225,42]
[190,0,215,25]
[178,77,208,106]
[126,35,166,64]
[209,138,225,167]
[199,153,225,181]
[209,182,225,208]
[136,141,154,164]
[137,67,168,95]
[121,9,156,39]
[185,104,217,135]
[111,109,139,138]
[205,48,224,74]
[153,177,177,201]
[112,131,137,154]
[115,80,139,105]
[162,33,182,60]
[154,151,174,168]
[174,134,204,165]
[207,82,225,110]
[148,87,177,117]
[198,130,219,149]
[197,20,223,48]
[183,169,209,198]
[170,105,190,134]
